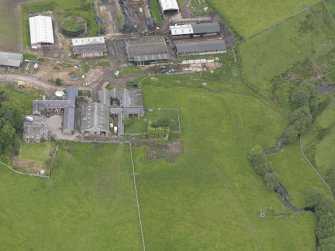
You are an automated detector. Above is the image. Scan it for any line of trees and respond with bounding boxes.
[306,188,335,251]
[0,90,23,155]
[248,145,280,191]
[284,84,317,143]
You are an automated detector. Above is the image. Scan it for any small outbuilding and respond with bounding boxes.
[72,37,107,58]
[29,16,55,49]
[0,51,23,67]
[159,0,179,15]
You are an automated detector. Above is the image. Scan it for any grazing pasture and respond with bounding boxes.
[132,78,318,250]
[239,2,335,96]
[0,0,26,51]
[0,143,142,250]
[208,0,319,38]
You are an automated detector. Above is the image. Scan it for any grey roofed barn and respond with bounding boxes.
[175,40,227,55]
[72,43,107,55]
[32,100,71,115]
[98,88,144,135]
[63,106,76,134]
[80,102,110,134]
[125,36,169,62]
[72,37,107,56]
[0,51,23,67]
[191,22,221,34]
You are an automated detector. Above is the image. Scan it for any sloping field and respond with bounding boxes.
[0,143,142,250]
[0,0,25,51]
[132,79,317,250]
[209,0,318,38]
[269,145,328,208]
[239,2,335,96]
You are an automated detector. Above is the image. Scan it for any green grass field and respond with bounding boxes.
[19,142,51,164]
[131,78,317,250]
[239,2,335,96]
[0,143,142,250]
[208,0,318,38]
[302,95,335,175]
[269,145,328,207]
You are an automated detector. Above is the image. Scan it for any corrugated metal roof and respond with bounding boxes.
[125,36,169,62]
[176,40,227,54]
[191,23,221,34]
[29,16,54,46]
[0,51,23,67]
[159,0,179,11]
[170,24,193,35]
[72,44,107,55]
[80,102,109,133]
[72,37,105,46]
[63,106,75,134]
[133,54,168,62]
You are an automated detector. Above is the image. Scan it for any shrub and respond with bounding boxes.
[264,172,280,191]
[55,78,62,86]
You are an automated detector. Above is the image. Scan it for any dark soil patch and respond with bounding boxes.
[136,140,184,162]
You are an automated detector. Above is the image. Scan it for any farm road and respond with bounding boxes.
[0,73,91,91]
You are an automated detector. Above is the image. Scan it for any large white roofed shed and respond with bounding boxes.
[159,0,179,14]
[29,16,54,48]
[72,37,105,46]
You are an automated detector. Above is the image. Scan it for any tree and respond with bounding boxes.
[0,101,24,130]
[248,145,266,165]
[305,187,324,208]
[0,118,15,154]
[55,78,62,86]
[290,87,311,109]
[285,125,300,143]
[316,212,335,240]
[264,172,280,191]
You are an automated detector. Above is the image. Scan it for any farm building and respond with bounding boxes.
[170,22,221,37]
[159,0,179,15]
[0,51,23,67]
[29,16,54,49]
[80,102,110,135]
[125,36,169,65]
[31,86,78,135]
[98,88,144,135]
[23,122,50,143]
[72,37,107,58]
[175,40,227,56]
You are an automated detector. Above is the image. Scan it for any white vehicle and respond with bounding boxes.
[24,116,34,122]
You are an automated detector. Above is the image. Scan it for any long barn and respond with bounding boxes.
[29,16,54,49]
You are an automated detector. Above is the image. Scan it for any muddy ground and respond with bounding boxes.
[134,140,184,162]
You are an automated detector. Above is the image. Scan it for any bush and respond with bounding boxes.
[55,78,62,86]
[306,188,335,247]
[151,118,170,128]
[290,87,311,109]
[264,172,280,191]
[317,213,335,240]
[248,145,266,165]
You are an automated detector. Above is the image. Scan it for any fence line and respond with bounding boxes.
[0,160,49,179]
[128,142,146,251]
[299,137,333,197]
